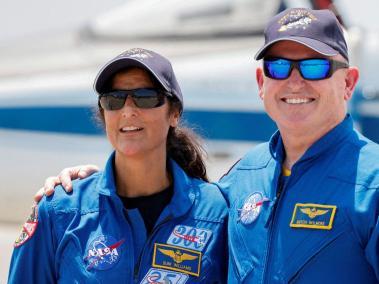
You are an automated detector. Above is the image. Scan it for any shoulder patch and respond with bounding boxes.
[14,204,39,247]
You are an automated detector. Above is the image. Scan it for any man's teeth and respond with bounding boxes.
[121,126,142,131]
[284,98,313,104]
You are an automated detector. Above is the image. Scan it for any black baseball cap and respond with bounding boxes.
[94,48,183,108]
[255,8,348,61]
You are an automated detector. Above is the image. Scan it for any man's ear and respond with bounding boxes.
[256,67,265,100]
[344,67,359,101]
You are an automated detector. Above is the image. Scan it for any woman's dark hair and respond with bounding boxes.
[94,67,209,182]
[166,97,209,182]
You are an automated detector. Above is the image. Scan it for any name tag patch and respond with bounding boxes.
[290,203,337,230]
[141,268,189,284]
[166,225,212,251]
[152,243,202,277]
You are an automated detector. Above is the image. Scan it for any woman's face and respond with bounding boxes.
[103,67,179,158]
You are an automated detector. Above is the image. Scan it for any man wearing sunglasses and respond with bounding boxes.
[32,8,379,283]
[219,7,379,283]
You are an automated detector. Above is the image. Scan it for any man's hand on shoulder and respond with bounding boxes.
[34,165,100,203]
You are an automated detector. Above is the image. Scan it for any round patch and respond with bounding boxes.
[84,235,124,271]
[238,192,268,225]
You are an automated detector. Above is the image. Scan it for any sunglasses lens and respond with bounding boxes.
[99,89,165,110]
[99,92,126,110]
[300,59,330,80]
[133,89,165,109]
[264,59,291,79]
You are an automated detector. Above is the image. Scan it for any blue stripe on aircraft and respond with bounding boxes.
[1,106,378,143]
[0,106,278,141]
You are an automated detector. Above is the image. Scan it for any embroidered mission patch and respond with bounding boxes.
[152,243,202,277]
[290,203,337,230]
[166,225,212,252]
[141,268,189,284]
[14,204,39,247]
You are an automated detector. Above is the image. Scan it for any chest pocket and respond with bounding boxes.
[229,196,272,281]
[58,237,130,283]
[148,220,226,283]
[278,207,352,283]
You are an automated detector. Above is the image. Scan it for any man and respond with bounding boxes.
[34,8,379,283]
[219,7,379,283]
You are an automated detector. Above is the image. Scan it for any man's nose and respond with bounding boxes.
[287,67,305,89]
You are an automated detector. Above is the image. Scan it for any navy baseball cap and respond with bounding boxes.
[94,48,183,108]
[255,8,348,61]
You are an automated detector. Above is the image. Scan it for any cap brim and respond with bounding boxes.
[94,57,170,94]
[254,37,339,60]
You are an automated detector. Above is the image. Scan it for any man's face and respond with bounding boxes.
[256,41,359,137]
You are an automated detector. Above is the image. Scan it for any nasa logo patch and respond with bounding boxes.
[84,235,124,271]
[238,192,269,225]
[14,204,38,248]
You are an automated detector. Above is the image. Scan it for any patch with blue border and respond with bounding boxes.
[84,235,125,271]
[290,203,337,230]
[141,268,189,284]
[166,225,212,251]
[152,243,202,277]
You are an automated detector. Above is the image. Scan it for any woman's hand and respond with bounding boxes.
[34,165,100,202]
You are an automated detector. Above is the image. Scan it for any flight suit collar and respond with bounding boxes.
[96,153,195,218]
[269,114,354,164]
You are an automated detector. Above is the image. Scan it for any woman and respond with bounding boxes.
[9,48,227,283]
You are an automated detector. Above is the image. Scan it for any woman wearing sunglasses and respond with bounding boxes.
[8,48,228,283]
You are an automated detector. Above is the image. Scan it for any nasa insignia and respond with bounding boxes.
[166,225,212,251]
[238,192,269,225]
[141,268,189,284]
[14,204,39,247]
[84,235,124,271]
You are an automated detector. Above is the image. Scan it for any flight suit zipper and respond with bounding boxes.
[133,215,173,282]
[262,174,288,284]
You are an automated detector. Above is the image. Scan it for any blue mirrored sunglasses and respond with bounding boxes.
[263,57,349,80]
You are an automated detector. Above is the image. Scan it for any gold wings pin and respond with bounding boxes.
[300,207,329,219]
[158,248,198,263]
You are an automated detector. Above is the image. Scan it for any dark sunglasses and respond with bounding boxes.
[98,88,167,110]
[263,57,349,80]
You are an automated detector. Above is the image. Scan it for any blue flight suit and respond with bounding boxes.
[9,154,228,283]
[219,115,379,283]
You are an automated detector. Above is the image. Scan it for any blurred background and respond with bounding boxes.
[1,0,378,280]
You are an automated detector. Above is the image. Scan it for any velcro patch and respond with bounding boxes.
[152,243,202,277]
[84,235,124,271]
[290,203,337,230]
[166,225,212,251]
[141,268,189,284]
[14,204,38,247]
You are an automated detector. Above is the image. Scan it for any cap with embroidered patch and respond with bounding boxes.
[254,8,348,61]
[94,48,183,108]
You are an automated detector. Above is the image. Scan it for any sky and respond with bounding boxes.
[0,0,378,47]
[0,0,126,45]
